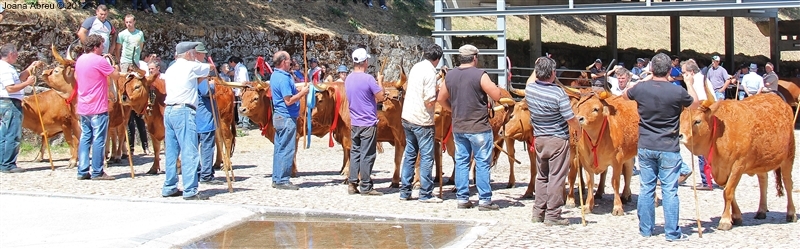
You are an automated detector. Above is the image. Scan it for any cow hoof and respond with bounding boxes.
[146,169,159,175]
[717,222,733,231]
[582,206,593,214]
[520,193,534,199]
[612,207,625,216]
[67,162,77,169]
[506,183,514,189]
[594,192,604,199]
[732,218,743,226]
[754,212,767,219]
[342,179,350,185]
[389,182,400,188]
[621,195,632,204]
[565,202,576,209]
[787,214,797,222]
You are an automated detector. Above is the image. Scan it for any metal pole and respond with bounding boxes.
[497,0,508,89]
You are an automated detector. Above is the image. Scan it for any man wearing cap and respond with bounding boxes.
[270,50,309,190]
[162,41,214,200]
[437,44,503,211]
[334,65,349,82]
[706,55,729,100]
[0,44,42,173]
[74,34,119,180]
[741,63,764,97]
[345,47,387,196]
[631,58,645,80]
[589,59,606,87]
[399,44,444,203]
[193,43,223,185]
[667,55,683,88]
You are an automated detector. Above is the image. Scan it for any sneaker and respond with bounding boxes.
[200,179,225,185]
[678,171,692,185]
[183,194,209,200]
[91,174,115,181]
[531,216,544,223]
[165,7,173,14]
[162,190,183,197]
[360,189,383,196]
[348,183,360,195]
[544,218,570,226]
[381,5,388,10]
[1,168,26,173]
[420,197,443,203]
[666,234,689,242]
[150,4,158,14]
[478,203,500,211]
[274,183,300,190]
[77,173,91,180]
[457,201,474,209]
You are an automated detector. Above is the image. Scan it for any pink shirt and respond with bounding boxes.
[74,53,114,115]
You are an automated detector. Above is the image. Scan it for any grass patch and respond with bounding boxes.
[236,129,248,137]
[328,6,346,18]
[20,141,37,155]
[348,17,363,30]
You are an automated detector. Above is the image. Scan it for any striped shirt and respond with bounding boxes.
[526,80,574,140]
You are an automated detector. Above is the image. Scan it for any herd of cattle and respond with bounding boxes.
[20,46,797,231]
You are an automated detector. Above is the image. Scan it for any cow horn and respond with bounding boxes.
[52,45,67,65]
[313,83,328,91]
[701,81,716,108]
[492,105,507,112]
[395,58,407,89]
[498,97,515,106]
[510,88,526,97]
[66,43,75,61]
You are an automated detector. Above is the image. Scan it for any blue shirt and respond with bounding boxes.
[670,66,682,86]
[196,79,216,133]
[525,80,574,140]
[271,69,299,118]
[293,70,305,82]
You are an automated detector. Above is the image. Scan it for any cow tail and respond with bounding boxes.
[774,168,784,197]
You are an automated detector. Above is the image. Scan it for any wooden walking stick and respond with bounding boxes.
[793,98,800,125]
[28,65,55,171]
[208,57,234,193]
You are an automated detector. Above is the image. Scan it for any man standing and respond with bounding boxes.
[399,44,443,203]
[623,53,698,242]
[631,58,645,80]
[437,44,503,210]
[222,56,250,129]
[589,59,605,87]
[115,14,144,73]
[742,63,764,97]
[526,56,580,225]
[345,48,386,196]
[608,66,632,96]
[270,51,309,190]
[194,43,222,185]
[162,41,212,200]
[75,34,119,180]
[307,58,322,82]
[706,55,729,100]
[762,62,783,100]
[668,55,684,88]
[0,44,40,173]
[78,5,115,54]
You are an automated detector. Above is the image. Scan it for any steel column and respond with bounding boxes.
[530,15,542,67]
[769,16,780,72]
[725,16,735,72]
[607,15,618,61]
[670,15,681,55]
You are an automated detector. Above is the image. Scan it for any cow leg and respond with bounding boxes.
[780,160,796,222]
[610,163,625,216]
[390,145,403,188]
[521,143,536,199]
[65,124,79,169]
[444,139,456,185]
[566,157,578,208]
[731,197,743,226]
[583,169,596,214]
[718,172,744,230]
[146,138,162,175]
[432,142,443,183]
[621,159,633,204]
[595,170,607,199]
[755,173,769,219]
[340,148,351,184]
[505,138,516,189]
[34,136,46,162]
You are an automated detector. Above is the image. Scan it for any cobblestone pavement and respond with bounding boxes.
[2,129,797,247]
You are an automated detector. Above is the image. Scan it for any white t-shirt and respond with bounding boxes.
[691,73,712,101]
[81,16,114,54]
[741,72,764,95]
[401,60,438,126]
[164,58,210,106]
[608,77,626,96]
[138,60,149,76]
[0,60,23,100]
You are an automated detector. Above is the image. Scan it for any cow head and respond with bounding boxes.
[42,45,77,98]
[679,81,721,154]
[502,98,530,140]
[119,66,157,108]
[575,91,614,130]
[239,81,272,122]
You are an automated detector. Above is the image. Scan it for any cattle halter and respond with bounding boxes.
[582,117,608,169]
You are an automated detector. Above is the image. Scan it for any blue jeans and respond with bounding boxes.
[272,115,297,185]
[679,158,691,176]
[399,120,435,200]
[77,113,109,177]
[163,106,199,197]
[197,131,215,181]
[453,131,493,204]
[0,99,23,171]
[698,155,708,185]
[637,148,683,240]
[714,91,725,101]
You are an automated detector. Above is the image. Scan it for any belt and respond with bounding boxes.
[167,103,196,110]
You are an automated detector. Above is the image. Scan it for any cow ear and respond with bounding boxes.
[602,105,611,116]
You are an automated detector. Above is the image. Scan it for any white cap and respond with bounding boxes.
[352,48,370,63]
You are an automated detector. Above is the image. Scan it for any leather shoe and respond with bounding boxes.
[678,171,692,185]
[274,183,300,190]
[200,179,225,185]
[544,218,570,226]
[77,173,91,180]
[348,183,360,195]
[92,174,115,181]
[478,203,500,211]
[360,189,383,196]
[457,201,474,209]
[163,190,183,197]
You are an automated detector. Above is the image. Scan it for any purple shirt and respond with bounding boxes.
[344,72,381,127]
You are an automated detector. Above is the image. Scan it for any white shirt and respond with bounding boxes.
[137,60,149,76]
[401,60,438,126]
[233,62,249,83]
[0,60,23,100]
[164,58,210,106]
[691,73,712,101]
[742,72,764,95]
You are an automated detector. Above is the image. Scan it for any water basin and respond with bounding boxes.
[186,215,473,248]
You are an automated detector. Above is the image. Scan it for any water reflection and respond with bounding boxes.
[188,217,471,249]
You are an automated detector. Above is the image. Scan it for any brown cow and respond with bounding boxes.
[39,46,83,168]
[117,68,166,174]
[496,93,536,198]
[573,92,636,216]
[105,81,131,164]
[679,88,796,230]
[21,90,80,168]
[778,78,800,107]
